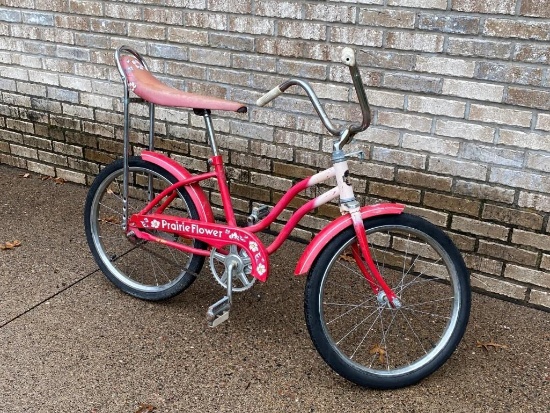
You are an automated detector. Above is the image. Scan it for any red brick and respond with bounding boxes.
[520,0,550,18]
[452,0,516,14]
[505,87,550,110]
[484,18,550,41]
[369,182,421,203]
[478,240,538,266]
[424,192,480,216]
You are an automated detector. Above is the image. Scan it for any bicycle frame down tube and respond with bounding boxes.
[246,167,337,251]
[267,187,340,254]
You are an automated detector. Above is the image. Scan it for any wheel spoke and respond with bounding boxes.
[334,306,380,347]
[324,298,378,325]
[85,159,205,300]
[306,213,470,389]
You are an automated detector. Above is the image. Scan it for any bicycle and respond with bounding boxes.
[84,46,471,389]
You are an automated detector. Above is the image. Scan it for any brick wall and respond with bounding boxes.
[0,1,549,309]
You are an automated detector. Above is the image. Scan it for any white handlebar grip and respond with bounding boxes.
[256,86,283,107]
[341,47,356,67]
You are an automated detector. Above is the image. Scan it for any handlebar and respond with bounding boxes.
[256,47,372,147]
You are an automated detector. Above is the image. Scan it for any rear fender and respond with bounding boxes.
[141,150,215,223]
[294,203,405,275]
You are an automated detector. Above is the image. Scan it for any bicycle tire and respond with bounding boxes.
[304,213,470,389]
[84,157,206,301]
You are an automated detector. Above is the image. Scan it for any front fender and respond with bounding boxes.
[294,203,405,275]
[141,150,215,223]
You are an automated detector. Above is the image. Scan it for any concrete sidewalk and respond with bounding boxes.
[0,162,548,413]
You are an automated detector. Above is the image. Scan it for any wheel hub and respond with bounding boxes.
[377,291,402,309]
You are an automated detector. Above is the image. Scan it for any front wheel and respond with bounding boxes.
[304,213,470,389]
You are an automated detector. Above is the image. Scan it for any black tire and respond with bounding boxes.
[304,213,470,389]
[84,157,206,301]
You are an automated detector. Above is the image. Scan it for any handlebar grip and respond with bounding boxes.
[341,47,356,67]
[256,86,283,107]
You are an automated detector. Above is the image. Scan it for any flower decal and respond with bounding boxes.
[130,59,144,70]
[256,263,266,276]
[151,219,160,229]
[128,81,137,92]
[249,241,258,253]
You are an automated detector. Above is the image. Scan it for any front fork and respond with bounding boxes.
[350,210,401,308]
[334,155,401,308]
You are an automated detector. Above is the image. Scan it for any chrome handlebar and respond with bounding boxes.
[256,47,372,149]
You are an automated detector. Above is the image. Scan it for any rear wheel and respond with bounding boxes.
[304,213,470,389]
[84,157,206,301]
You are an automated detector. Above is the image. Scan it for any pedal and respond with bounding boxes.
[206,296,231,327]
[247,204,270,225]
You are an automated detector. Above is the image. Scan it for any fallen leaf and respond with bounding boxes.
[340,252,355,263]
[180,237,193,246]
[100,216,121,224]
[369,344,387,363]
[135,404,155,413]
[54,177,66,184]
[476,340,509,351]
[20,173,31,178]
[0,240,22,250]
[41,176,51,181]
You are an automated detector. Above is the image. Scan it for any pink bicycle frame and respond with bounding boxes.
[127,149,403,303]
[118,45,404,305]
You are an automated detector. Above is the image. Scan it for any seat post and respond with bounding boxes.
[147,102,155,203]
[148,103,155,151]
[195,109,218,156]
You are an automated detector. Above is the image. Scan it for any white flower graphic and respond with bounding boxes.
[131,59,144,70]
[249,241,258,253]
[151,219,160,229]
[256,263,266,276]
